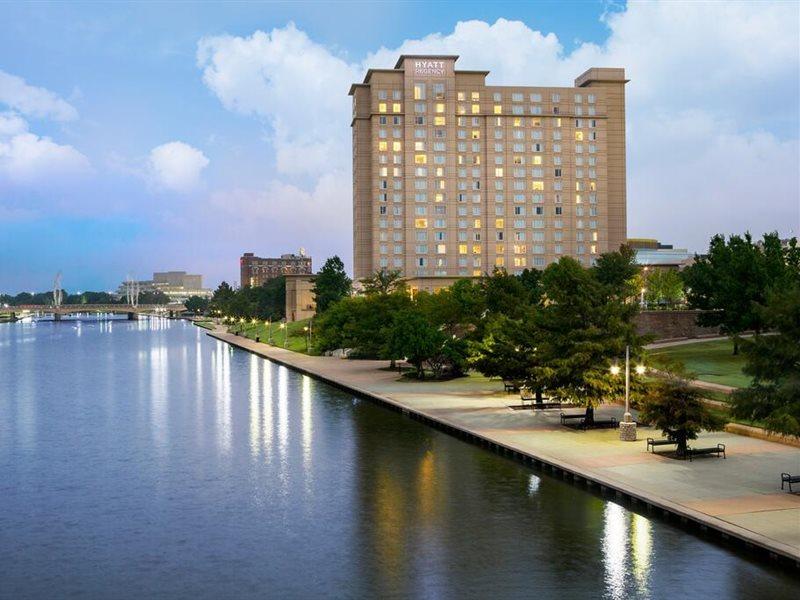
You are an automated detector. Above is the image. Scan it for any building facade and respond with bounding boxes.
[350,55,627,292]
[116,271,211,302]
[628,239,693,270]
[240,251,312,288]
[284,274,316,322]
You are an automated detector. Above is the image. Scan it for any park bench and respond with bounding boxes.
[503,381,521,394]
[520,389,563,409]
[560,412,586,425]
[646,437,679,453]
[581,417,617,430]
[781,473,800,493]
[686,443,726,461]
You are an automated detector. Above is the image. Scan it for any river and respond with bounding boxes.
[0,317,796,599]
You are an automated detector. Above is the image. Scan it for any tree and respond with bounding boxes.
[184,295,210,314]
[527,253,643,423]
[360,269,406,296]
[643,268,684,308]
[682,233,794,353]
[313,256,352,313]
[385,308,445,379]
[210,281,235,314]
[731,283,800,437]
[639,373,725,455]
[138,290,170,304]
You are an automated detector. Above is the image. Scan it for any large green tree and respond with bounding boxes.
[526,252,643,422]
[385,308,446,379]
[313,256,352,313]
[682,233,796,353]
[731,283,800,437]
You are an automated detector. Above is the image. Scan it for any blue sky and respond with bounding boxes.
[1,1,798,292]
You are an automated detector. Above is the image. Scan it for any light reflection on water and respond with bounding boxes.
[0,319,796,599]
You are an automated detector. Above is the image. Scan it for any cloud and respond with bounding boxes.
[0,112,91,185]
[197,4,799,272]
[148,141,209,193]
[0,70,79,121]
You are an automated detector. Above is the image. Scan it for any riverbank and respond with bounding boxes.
[207,326,800,567]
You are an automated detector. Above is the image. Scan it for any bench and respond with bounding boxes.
[503,381,520,394]
[646,437,679,453]
[781,473,800,493]
[581,417,618,430]
[560,412,586,425]
[686,443,726,461]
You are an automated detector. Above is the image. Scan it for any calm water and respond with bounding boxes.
[0,318,797,599]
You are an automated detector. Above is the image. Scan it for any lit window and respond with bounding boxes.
[532,181,544,191]
[392,103,401,113]
[494,105,502,115]
[434,116,446,126]
[392,141,402,152]
[435,103,445,114]
[472,245,482,254]
[494,168,503,177]
[378,103,387,113]
[436,244,446,254]
[414,154,427,164]
[471,130,480,139]
[471,92,480,101]
[532,155,542,165]
[471,104,479,114]
[458,244,468,254]
[575,131,584,141]
[415,218,428,228]
[414,83,426,100]
[378,141,388,151]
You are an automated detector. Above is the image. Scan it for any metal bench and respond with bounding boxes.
[560,412,586,425]
[503,381,520,394]
[646,437,679,453]
[686,443,726,461]
[781,473,800,493]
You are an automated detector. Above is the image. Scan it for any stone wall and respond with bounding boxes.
[634,310,719,342]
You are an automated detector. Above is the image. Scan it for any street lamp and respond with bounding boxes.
[640,287,647,309]
[611,345,646,441]
[267,319,272,344]
[279,322,287,348]
[303,325,309,352]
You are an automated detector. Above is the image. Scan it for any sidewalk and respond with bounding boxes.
[208,326,800,563]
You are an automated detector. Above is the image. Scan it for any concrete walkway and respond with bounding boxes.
[207,327,800,564]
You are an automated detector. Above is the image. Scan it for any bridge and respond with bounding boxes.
[6,303,187,321]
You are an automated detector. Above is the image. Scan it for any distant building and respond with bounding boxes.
[240,250,312,288]
[628,238,693,270]
[116,271,212,302]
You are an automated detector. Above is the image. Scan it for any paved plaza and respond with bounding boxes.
[209,327,800,562]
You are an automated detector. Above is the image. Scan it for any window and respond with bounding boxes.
[433,83,445,99]
[434,116,446,126]
[414,83,426,100]
[378,102,387,113]
[551,93,560,102]
[415,218,428,228]
[435,103,445,114]
[392,103,401,113]
[471,91,480,101]
[530,93,542,102]
[471,104,480,114]
[494,105,502,115]
[511,92,523,102]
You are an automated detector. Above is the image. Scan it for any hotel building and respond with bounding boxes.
[350,55,627,291]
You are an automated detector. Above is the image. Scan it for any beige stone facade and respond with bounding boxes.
[350,55,627,291]
[285,274,316,322]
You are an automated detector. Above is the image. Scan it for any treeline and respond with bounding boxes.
[0,290,171,306]
[208,277,286,320]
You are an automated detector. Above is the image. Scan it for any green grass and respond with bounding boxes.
[229,318,313,354]
[193,320,215,330]
[649,339,752,388]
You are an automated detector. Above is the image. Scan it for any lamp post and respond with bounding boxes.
[303,325,309,352]
[267,319,272,344]
[612,345,645,441]
[279,322,287,348]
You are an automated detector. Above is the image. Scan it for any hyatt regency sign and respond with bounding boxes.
[413,60,446,77]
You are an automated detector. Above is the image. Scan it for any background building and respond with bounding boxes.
[240,250,312,288]
[350,55,627,292]
[628,238,693,270]
[116,271,211,302]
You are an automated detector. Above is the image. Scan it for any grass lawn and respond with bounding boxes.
[193,320,215,330]
[649,339,752,388]
[230,318,313,354]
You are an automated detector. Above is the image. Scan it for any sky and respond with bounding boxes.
[0,1,798,293]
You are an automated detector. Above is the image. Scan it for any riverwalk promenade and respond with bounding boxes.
[206,327,800,566]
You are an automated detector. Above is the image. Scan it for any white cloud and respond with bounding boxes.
[0,70,79,121]
[0,113,91,185]
[197,3,799,268]
[148,141,209,193]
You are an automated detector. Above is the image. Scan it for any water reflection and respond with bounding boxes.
[602,502,654,599]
